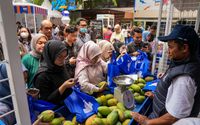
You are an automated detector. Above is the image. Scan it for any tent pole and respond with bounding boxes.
[151,0,163,75]
[158,0,174,74]
[33,7,37,34]
[24,13,28,27]
[195,3,200,32]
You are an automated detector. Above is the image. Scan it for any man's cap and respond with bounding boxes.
[158,25,199,44]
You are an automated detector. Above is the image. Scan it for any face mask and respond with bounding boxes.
[20,32,29,39]
[80,28,87,33]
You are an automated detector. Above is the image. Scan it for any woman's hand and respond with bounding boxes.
[59,78,75,94]
[32,116,50,125]
[64,78,76,88]
[69,57,76,65]
[98,82,107,92]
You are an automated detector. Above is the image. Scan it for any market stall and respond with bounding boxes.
[0,1,158,125]
[13,2,48,33]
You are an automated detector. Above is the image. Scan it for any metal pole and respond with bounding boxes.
[24,13,28,27]
[158,0,174,74]
[195,3,200,32]
[151,0,163,74]
[165,0,173,36]
[0,0,31,124]
[33,6,37,34]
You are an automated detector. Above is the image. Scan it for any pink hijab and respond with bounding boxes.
[75,41,102,77]
[98,40,114,62]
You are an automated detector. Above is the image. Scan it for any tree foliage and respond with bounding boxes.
[31,0,44,5]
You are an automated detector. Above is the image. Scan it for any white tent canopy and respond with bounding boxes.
[172,0,200,11]
[41,0,62,19]
[152,0,200,74]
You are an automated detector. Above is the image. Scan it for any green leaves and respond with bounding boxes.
[31,0,44,5]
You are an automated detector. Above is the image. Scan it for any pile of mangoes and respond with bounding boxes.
[37,110,74,125]
[87,94,132,125]
[128,76,154,104]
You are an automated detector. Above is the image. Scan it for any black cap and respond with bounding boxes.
[158,25,199,44]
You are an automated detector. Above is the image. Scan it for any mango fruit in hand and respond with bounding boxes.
[39,110,54,122]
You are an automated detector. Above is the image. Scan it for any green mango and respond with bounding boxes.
[122,119,130,125]
[107,98,118,106]
[101,118,108,125]
[107,110,119,125]
[105,94,114,100]
[124,110,132,119]
[130,84,141,93]
[63,120,74,125]
[96,98,102,105]
[138,78,146,84]
[50,117,64,125]
[98,106,112,116]
[117,102,126,111]
[116,121,122,125]
[97,112,103,118]
[137,83,145,89]
[40,110,54,122]
[116,109,125,122]
[135,95,146,104]
[91,118,104,125]
[109,106,118,111]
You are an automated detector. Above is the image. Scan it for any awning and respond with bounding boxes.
[13,2,48,15]
[172,0,200,11]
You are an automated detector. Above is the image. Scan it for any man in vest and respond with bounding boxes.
[131,25,200,125]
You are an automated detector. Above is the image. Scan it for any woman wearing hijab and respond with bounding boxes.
[22,34,48,88]
[113,42,127,58]
[97,40,114,62]
[33,40,75,105]
[75,41,107,94]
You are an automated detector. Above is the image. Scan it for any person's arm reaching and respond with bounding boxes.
[131,112,178,125]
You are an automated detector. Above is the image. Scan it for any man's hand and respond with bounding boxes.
[145,91,154,99]
[131,112,149,125]
[69,57,76,65]
[157,72,164,79]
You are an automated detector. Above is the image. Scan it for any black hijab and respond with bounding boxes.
[39,40,67,73]
[113,42,125,57]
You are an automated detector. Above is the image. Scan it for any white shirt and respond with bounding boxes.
[166,75,197,119]
[173,118,200,125]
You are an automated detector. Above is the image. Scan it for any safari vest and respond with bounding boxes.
[149,62,200,118]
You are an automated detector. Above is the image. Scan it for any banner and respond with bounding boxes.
[51,0,76,11]
[135,0,160,11]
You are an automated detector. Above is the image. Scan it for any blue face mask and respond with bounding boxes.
[80,28,88,33]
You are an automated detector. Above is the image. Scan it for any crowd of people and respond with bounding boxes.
[0,17,200,125]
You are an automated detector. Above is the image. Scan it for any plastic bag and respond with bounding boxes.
[27,95,56,123]
[107,51,120,93]
[117,54,136,74]
[134,50,150,77]
[64,88,99,123]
